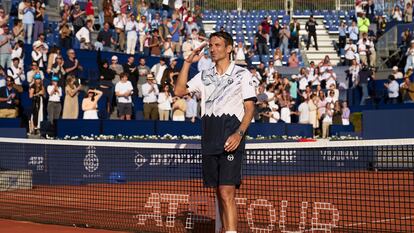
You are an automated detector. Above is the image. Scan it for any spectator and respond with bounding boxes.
[405,2,413,23]
[193,4,204,30]
[279,23,290,56]
[64,49,83,78]
[113,12,126,52]
[18,0,27,21]
[163,35,174,57]
[160,58,179,88]
[290,18,300,49]
[0,7,9,34]
[405,40,414,72]
[358,62,371,105]
[28,74,44,134]
[279,90,292,123]
[109,55,124,85]
[384,75,399,104]
[265,60,277,80]
[158,17,170,43]
[11,40,24,69]
[392,66,404,79]
[123,56,138,96]
[0,25,12,69]
[323,67,337,89]
[33,33,49,65]
[322,102,333,138]
[357,12,370,37]
[377,16,387,37]
[249,66,262,83]
[47,76,62,124]
[344,38,357,66]
[184,93,197,122]
[234,41,247,66]
[305,15,318,50]
[392,6,403,22]
[297,97,310,124]
[72,3,85,34]
[308,63,321,88]
[288,50,299,68]
[297,68,308,92]
[142,73,159,120]
[27,61,44,85]
[257,101,272,123]
[0,66,5,87]
[348,59,360,88]
[50,54,66,83]
[348,21,359,44]
[151,57,168,85]
[137,57,151,97]
[7,57,25,91]
[185,16,199,36]
[12,19,24,43]
[59,20,73,49]
[47,46,61,74]
[157,85,173,121]
[62,75,81,119]
[82,89,103,119]
[341,101,350,125]
[273,47,283,66]
[98,22,117,51]
[338,21,347,49]
[254,25,269,56]
[96,49,115,114]
[172,96,186,121]
[332,101,342,125]
[143,29,152,56]
[169,19,181,56]
[103,4,115,27]
[149,29,162,56]
[22,0,35,44]
[182,36,193,59]
[271,20,281,49]
[115,72,134,120]
[309,94,319,134]
[138,15,149,54]
[0,76,19,118]
[76,19,94,50]
[125,13,139,55]
[364,0,375,22]
[33,2,44,41]
[197,50,212,72]
[85,0,95,26]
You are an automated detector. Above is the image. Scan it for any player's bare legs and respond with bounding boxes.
[217,185,237,232]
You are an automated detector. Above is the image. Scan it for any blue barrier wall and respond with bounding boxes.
[363,109,414,139]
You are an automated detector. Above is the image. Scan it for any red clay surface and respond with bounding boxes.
[0,219,128,233]
[0,171,413,232]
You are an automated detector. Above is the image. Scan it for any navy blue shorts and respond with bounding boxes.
[202,149,244,188]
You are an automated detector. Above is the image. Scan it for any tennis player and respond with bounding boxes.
[175,31,256,233]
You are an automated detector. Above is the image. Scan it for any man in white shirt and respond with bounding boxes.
[150,57,167,85]
[75,20,94,50]
[47,76,62,124]
[142,73,159,120]
[113,12,126,52]
[115,73,134,120]
[297,97,310,124]
[32,33,49,63]
[321,67,337,89]
[197,50,213,72]
[125,14,139,55]
[384,75,399,104]
[7,57,25,87]
[344,39,357,65]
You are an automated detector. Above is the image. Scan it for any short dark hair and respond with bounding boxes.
[209,31,234,47]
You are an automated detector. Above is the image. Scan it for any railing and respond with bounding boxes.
[376,25,398,70]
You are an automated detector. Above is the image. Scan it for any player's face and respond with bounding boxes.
[209,36,231,63]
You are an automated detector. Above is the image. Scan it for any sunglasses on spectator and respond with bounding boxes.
[32,64,38,66]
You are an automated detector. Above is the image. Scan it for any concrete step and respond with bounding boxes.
[305,53,340,61]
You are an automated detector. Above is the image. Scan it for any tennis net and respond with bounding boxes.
[0,137,413,232]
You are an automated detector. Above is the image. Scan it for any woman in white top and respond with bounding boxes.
[163,35,174,57]
[234,41,247,66]
[279,90,292,123]
[273,48,283,66]
[157,85,173,121]
[308,94,319,135]
[349,59,360,88]
[322,102,333,138]
[82,89,103,119]
[392,6,403,21]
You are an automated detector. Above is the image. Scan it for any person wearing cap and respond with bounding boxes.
[163,35,174,57]
[150,57,168,85]
[175,31,256,233]
[357,12,370,37]
[31,41,45,69]
[110,55,124,84]
[27,61,44,85]
[29,73,45,134]
[305,14,318,51]
[125,13,139,55]
[82,88,103,119]
[392,66,403,79]
[0,76,20,118]
[47,76,63,124]
[197,50,213,72]
[33,1,45,42]
[7,57,25,91]
[384,75,399,104]
[405,40,414,73]
[0,25,12,69]
[142,73,159,120]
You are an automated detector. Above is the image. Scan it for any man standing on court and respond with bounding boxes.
[175,31,256,233]
[306,15,318,51]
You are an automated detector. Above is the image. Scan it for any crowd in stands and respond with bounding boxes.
[0,0,413,138]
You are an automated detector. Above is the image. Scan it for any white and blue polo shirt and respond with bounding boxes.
[187,62,257,155]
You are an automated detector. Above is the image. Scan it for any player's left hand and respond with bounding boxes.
[224,133,242,152]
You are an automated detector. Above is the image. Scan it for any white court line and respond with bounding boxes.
[345,215,414,227]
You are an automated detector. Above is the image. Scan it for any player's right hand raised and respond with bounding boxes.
[185,42,208,64]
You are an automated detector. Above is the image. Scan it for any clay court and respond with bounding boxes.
[0,171,413,233]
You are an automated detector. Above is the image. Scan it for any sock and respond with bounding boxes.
[225,231,237,233]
